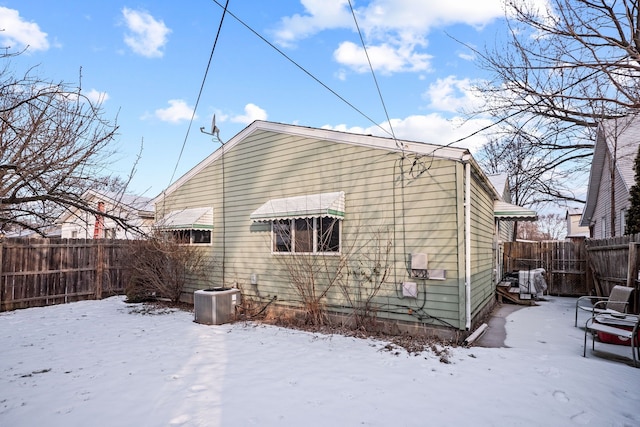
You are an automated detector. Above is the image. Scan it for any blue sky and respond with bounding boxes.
[1,0,519,197]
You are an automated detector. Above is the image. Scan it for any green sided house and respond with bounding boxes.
[154,120,533,339]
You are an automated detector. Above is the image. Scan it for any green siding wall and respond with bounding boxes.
[159,129,496,330]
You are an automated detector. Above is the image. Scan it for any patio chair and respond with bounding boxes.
[583,312,640,368]
[575,285,634,327]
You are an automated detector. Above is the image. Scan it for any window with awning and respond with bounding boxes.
[251,192,344,254]
[156,207,213,244]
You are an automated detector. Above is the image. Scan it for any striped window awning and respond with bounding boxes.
[494,201,538,221]
[250,191,345,222]
[156,207,213,230]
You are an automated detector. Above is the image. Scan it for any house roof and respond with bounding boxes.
[156,120,500,203]
[487,173,510,202]
[580,115,640,226]
[57,190,154,224]
[566,207,582,217]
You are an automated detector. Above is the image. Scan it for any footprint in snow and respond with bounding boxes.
[553,390,569,403]
[570,410,592,425]
[169,414,190,425]
[189,384,207,392]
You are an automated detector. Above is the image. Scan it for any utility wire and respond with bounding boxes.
[210,0,393,138]
[347,0,398,144]
[167,0,230,187]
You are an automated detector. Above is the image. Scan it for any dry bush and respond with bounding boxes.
[124,235,215,303]
[273,218,346,326]
[339,228,392,331]
[274,219,392,329]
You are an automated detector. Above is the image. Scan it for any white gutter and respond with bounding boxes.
[463,156,472,330]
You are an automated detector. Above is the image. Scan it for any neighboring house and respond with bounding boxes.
[580,116,640,238]
[155,121,535,337]
[565,207,589,239]
[58,190,154,239]
[3,225,62,239]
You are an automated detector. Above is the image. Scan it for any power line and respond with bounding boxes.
[167,0,230,187]
[347,0,398,143]
[210,0,393,137]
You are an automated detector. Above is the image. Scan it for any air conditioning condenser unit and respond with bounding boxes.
[194,288,241,325]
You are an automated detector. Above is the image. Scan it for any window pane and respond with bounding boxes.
[273,220,292,252]
[192,230,211,244]
[295,218,313,253]
[318,217,340,252]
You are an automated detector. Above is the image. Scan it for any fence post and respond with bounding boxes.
[628,242,639,312]
[96,240,104,300]
[627,243,638,288]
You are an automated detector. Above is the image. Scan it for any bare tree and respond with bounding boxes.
[536,213,567,240]
[0,62,128,236]
[472,0,640,205]
[516,213,566,240]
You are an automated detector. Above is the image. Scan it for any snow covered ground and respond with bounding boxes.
[1,296,639,427]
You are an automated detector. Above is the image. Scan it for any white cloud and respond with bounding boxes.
[121,8,171,58]
[230,103,268,125]
[323,113,492,153]
[154,99,196,123]
[424,76,484,113]
[85,89,109,104]
[0,7,49,52]
[273,0,353,48]
[333,40,431,74]
[273,0,504,75]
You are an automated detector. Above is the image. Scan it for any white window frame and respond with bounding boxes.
[620,209,626,235]
[601,216,607,238]
[271,217,341,255]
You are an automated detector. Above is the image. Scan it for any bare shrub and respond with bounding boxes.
[274,218,392,329]
[273,217,347,326]
[124,235,215,303]
[339,228,392,331]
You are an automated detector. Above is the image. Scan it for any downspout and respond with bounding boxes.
[463,155,472,331]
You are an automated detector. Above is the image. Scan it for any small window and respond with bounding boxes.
[621,209,626,235]
[601,217,607,238]
[163,229,211,245]
[272,217,341,254]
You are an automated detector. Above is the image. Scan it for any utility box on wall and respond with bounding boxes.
[410,253,428,279]
[194,288,241,325]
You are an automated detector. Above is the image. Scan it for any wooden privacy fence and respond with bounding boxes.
[503,234,640,312]
[502,239,589,296]
[0,238,130,312]
[585,234,640,312]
